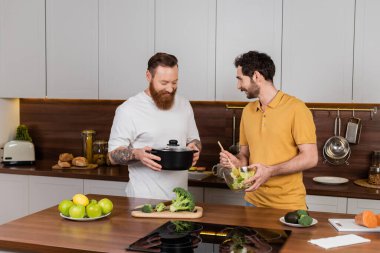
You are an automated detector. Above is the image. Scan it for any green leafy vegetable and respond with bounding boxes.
[170,220,193,233]
[15,124,32,142]
[298,214,313,226]
[141,204,154,213]
[169,187,195,212]
[154,202,166,212]
[229,167,255,190]
[297,210,309,217]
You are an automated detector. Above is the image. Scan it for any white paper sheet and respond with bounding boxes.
[308,234,370,249]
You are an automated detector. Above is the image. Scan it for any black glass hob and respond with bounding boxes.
[127,220,291,253]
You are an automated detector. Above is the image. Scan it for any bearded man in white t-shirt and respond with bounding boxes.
[108,52,201,200]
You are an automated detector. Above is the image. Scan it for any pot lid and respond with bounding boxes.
[156,140,192,152]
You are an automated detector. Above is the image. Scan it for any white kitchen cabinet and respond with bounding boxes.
[155,0,216,101]
[282,0,355,102]
[204,187,245,206]
[0,0,45,98]
[347,198,380,214]
[46,0,98,99]
[353,0,380,103]
[0,174,28,225]
[84,179,126,197]
[188,186,204,203]
[306,195,347,213]
[215,0,282,101]
[99,0,154,100]
[29,176,83,213]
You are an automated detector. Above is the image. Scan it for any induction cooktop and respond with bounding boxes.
[127,220,291,253]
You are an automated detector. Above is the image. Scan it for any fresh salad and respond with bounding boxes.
[229,167,255,190]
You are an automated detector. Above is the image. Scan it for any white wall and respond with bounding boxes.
[0,99,20,158]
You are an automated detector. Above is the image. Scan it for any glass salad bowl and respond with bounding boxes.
[221,166,255,192]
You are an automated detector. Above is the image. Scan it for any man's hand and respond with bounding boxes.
[219,150,241,168]
[133,146,162,171]
[244,163,273,191]
[109,146,162,171]
[187,142,200,166]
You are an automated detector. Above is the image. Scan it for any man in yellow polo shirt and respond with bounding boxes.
[220,51,318,210]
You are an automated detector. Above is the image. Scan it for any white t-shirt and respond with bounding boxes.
[108,91,200,200]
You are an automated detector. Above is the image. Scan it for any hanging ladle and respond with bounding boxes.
[228,111,240,155]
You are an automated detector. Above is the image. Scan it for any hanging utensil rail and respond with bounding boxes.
[226,105,377,116]
[226,105,245,110]
[308,107,377,113]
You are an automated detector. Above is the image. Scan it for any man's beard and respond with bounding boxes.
[149,82,176,110]
[244,80,260,99]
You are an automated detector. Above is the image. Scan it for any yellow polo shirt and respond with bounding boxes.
[240,91,316,210]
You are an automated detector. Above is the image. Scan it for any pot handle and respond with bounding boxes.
[148,149,159,155]
[334,110,341,136]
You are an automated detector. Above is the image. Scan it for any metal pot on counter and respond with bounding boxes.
[150,140,197,171]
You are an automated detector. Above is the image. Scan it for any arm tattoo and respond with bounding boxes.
[188,139,202,151]
[110,148,135,165]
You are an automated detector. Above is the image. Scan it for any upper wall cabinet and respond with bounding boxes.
[282,0,355,103]
[155,0,216,101]
[353,0,380,103]
[99,0,154,100]
[46,0,98,99]
[0,0,45,98]
[215,0,282,101]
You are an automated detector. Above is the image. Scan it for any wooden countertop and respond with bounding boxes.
[189,173,380,200]
[0,160,129,182]
[1,161,380,200]
[0,194,378,253]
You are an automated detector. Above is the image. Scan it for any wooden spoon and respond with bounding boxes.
[217,141,236,169]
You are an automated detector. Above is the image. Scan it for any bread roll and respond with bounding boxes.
[59,153,74,162]
[72,156,88,167]
[58,160,71,168]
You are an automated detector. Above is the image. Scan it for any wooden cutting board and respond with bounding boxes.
[354,179,380,189]
[131,206,203,219]
[329,219,380,232]
[52,164,98,170]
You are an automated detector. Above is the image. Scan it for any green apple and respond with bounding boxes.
[90,199,97,204]
[58,199,74,217]
[86,203,102,218]
[98,198,113,215]
[69,204,86,218]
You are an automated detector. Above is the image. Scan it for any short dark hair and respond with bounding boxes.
[234,51,275,82]
[147,52,178,77]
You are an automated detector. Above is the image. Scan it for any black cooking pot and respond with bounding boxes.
[150,140,198,171]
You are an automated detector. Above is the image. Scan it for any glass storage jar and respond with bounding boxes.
[81,130,96,163]
[93,140,108,166]
[368,166,380,185]
[371,151,380,167]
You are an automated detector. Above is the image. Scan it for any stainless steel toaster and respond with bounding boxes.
[2,140,35,165]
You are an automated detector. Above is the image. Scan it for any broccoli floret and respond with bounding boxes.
[169,187,195,212]
[298,214,313,226]
[170,220,193,233]
[155,202,166,212]
[297,209,309,216]
[141,204,154,213]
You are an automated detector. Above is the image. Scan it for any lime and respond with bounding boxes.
[86,203,102,218]
[58,199,74,217]
[98,198,113,215]
[69,204,86,218]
